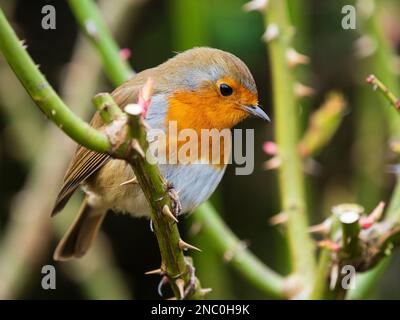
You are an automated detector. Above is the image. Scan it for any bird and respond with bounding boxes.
[52,47,269,261]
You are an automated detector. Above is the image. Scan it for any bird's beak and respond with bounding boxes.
[243,104,271,122]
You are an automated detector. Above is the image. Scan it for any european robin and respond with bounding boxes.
[52,47,269,260]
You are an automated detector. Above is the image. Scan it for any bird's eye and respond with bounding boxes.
[219,83,233,96]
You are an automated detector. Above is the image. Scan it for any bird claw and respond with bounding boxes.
[182,257,197,299]
[157,276,169,297]
[166,182,182,216]
[149,219,154,232]
[154,258,197,299]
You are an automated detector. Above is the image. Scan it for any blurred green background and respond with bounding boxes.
[0,0,400,299]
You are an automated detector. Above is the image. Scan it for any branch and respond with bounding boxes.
[0,8,204,299]
[366,75,400,110]
[349,0,400,297]
[298,93,345,158]
[311,200,400,299]
[194,203,286,299]
[68,0,134,85]
[0,9,110,153]
[263,0,316,290]
[335,204,363,260]
[91,90,204,299]
[0,0,142,299]
[67,0,203,299]
[73,0,291,299]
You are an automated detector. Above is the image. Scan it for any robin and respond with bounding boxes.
[52,47,269,260]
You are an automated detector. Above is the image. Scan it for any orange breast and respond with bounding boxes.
[165,88,243,168]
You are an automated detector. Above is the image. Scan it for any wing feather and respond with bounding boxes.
[52,80,145,215]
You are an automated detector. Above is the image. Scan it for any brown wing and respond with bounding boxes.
[52,80,145,216]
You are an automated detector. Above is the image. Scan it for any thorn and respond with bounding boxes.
[263,156,281,170]
[85,19,97,37]
[262,141,278,155]
[157,276,169,297]
[188,222,203,236]
[318,240,340,252]
[200,288,213,296]
[140,78,154,104]
[294,82,315,98]
[354,35,377,58]
[243,0,268,12]
[162,205,179,223]
[179,239,201,252]
[137,78,154,118]
[20,39,27,49]
[145,268,163,275]
[366,74,376,84]
[286,48,310,67]
[269,212,288,226]
[308,218,332,234]
[175,278,185,300]
[360,201,385,229]
[131,139,145,157]
[119,177,137,186]
[262,24,279,42]
[223,241,249,262]
[119,48,131,60]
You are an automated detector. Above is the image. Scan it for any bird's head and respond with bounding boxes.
[163,47,270,131]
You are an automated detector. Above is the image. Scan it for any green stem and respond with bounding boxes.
[68,0,134,85]
[309,249,332,299]
[350,0,400,298]
[349,176,400,299]
[194,202,285,299]
[264,0,316,287]
[366,75,400,111]
[78,0,286,299]
[0,9,110,153]
[92,94,204,299]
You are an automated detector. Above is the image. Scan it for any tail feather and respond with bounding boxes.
[54,199,106,261]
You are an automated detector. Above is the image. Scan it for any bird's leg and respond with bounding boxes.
[166,182,182,216]
[182,256,197,299]
[148,257,198,299]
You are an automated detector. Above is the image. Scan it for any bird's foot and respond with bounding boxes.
[166,182,182,216]
[182,257,197,299]
[150,257,198,299]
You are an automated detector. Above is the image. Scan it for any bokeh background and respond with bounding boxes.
[0,0,400,299]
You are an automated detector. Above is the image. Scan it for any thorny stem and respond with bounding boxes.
[194,203,285,299]
[0,9,110,153]
[75,0,289,299]
[92,93,205,300]
[0,0,296,299]
[0,8,202,299]
[349,0,400,298]
[68,0,134,85]
[366,75,400,111]
[263,0,316,292]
